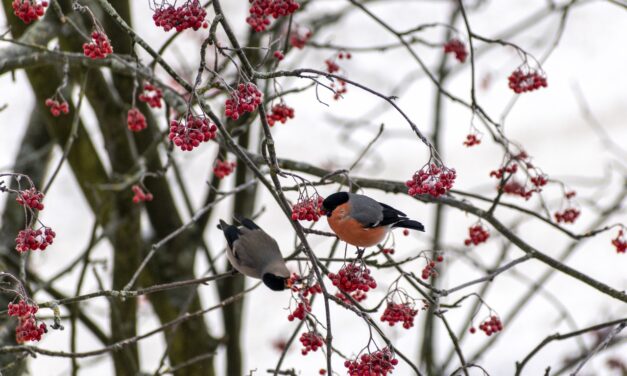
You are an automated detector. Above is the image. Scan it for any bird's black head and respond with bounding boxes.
[262,273,289,291]
[322,192,349,217]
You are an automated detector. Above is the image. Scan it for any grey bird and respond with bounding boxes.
[218,217,292,291]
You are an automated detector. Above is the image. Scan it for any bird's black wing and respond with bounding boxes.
[377,202,408,226]
[234,215,261,230]
[219,219,241,251]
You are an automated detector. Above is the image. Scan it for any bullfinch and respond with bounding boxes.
[218,217,292,291]
[322,192,425,248]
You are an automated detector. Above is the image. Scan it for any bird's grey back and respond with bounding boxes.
[348,193,384,226]
[233,228,283,273]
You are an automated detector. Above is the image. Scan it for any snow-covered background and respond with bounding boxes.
[1,0,626,375]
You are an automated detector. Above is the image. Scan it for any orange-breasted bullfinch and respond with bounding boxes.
[322,192,425,248]
[218,217,291,291]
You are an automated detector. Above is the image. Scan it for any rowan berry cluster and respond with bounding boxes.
[132,185,153,203]
[127,108,147,132]
[8,300,38,317]
[299,331,324,355]
[329,263,377,294]
[267,103,295,126]
[464,224,490,246]
[291,195,324,222]
[169,115,217,151]
[335,290,367,305]
[477,315,503,336]
[138,84,163,108]
[44,98,69,117]
[213,160,237,179]
[406,163,457,198]
[289,26,311,49]
[16,187,44,211]
[612,230,626,254]
[508,68,547,93]
[83,31,113,59]
[273,50,285,61]
[12,0,48,24]
[344,348,398,376]
[225,83,263,120]
[9,301,46,343]
[152,0,208,32]
[554,208,580,224]
[500,181,533,199]
[380,302,418,329]
[287,296,311,321]
[15,227,55,252]
[463,134,481,147]
[489,163,518,179]
[443,38,467,63]
[246,0,300,32]
[382,248,395,255]
[420,255,443,280]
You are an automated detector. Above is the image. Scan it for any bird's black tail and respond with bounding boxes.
[392,219,425,232]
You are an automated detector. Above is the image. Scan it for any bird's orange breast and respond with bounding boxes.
[327,202,388,247]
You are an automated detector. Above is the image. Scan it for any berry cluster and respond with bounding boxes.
[12,0,48,24]
[344,348,398,376]
[287,296,311,321]
[382,248,395,255]
[44,98,69,117]
[289,27,311,49]
[15,227,55,252]
[508,68,547,94]
[83,31,113,59]
[16,188,44,211]
[138,83,163,108]
[291,195,324,222]
[489,163,518,179]
[325,59,340,74]
[213,160,237,179]
[225,83,263,120]
[8,300,38,317]
[500,181,533,200]
[420,255,443,280]
[246,0,300,32]
[273,50,285,61]
[380,302,418,329]
[169,115,217,151]
[9,300,47,343]
[464,224,490,246]
[15,315,47,343]
[443,38,467,63]
[335,290,367,305]
[132,185,153,203]
[127,108,147,132]
[612,230,626,254]
[477,315,503,336]
[463,134,481,147]
[152,0,208,32]
[406,163,457,198]
[329,263,377,293]
[267,103,295,126]
[530,174,548,188]
[299,331,324,356]
[554,208,580,224]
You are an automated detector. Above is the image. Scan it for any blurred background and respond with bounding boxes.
[0,0,626,375]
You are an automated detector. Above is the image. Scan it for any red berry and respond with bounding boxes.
[138,83,163,108]
[291,194,324,222]
[213,159,237,179]
[225,83,263,120]
[554,208,580,224]
[83,31,113,59]
[12,0,48,24]
[153,0,207,32]
[443,38,468,63]
[16,187,45,211]
[246,0,300,32]
[131,185,154,203]
[267,102,295,126]
[169,114,217,151]
[406,163,456,198]
[380,301,418,329]
[508,67,548,94]
[611,229,626,254]
[464,224,490,246]
[127,108,147,132]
